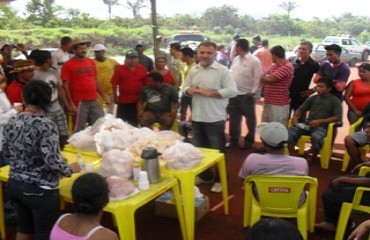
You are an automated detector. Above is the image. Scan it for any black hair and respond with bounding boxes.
[28,49,41,62]
[299,41,313,50]
[246,218,303,240]
[23,80,52,113]
[358,62,370,72]
[148,71,164,82]
[317,77,334,89]
[270,45,285,59]
[155,56,167,62]
[324,44,342,55]
[261,139,287,150]
[181,47,194,58]
[72,173,109,216]
[236,39,249,52]
[261,40,269,47]
[61,36,72,45]
[170,41,181,51]
[31,50,51,66]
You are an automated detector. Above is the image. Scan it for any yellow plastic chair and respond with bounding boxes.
[288,120,335,169]
[145,117,179,133]
[334,166,370,240]
[342,117,369,172]
[243,175,318,240]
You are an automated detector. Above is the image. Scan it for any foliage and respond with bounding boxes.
[102,0,119,19]
[279,1,298,19]
[1,2,370,56]
[125,0,146,18]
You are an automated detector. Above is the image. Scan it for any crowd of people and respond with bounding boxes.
[0,33,370,239]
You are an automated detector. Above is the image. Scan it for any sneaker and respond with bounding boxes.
[195,176,213,185]
[210,182,222,193]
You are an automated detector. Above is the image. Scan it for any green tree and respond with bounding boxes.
[102,0,120,20]
[200,5,239,30]
[0,4,18,29]
[126,0,146,18]
[279,1,298,19]
[25,0,59,27]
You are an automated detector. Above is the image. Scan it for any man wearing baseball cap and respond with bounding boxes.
[92,44,119,114]
[239,122,308,183]
[111,50,148,126]
[135,42,153,72]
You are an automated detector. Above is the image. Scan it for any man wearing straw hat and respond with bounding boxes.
[61,38,109,132]
[5,59,38,105]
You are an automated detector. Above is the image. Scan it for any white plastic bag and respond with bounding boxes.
[128,130,183,157]
[162,141,203,170]
[106,176,139,201]
[67,127,96,151]
[99,149,134,179]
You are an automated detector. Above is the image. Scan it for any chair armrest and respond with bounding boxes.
[352,187,370,205]
[349,117,364,134]
[359,166,370,177]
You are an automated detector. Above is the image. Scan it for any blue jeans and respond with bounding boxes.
[7,180,60,240]
[0,151,9,167]
[322,176,370,225]
[288,125,326,151]
[192,121,226,181]
[228,95,256,146]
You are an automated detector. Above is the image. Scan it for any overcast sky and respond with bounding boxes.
[9,0,370,20]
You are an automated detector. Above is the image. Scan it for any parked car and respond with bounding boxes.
[311,43,361,66]
[288,43,361,67]
[323,36,370,61]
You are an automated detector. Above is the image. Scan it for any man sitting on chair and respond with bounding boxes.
[137,72,179,130]
[287,77,342,164]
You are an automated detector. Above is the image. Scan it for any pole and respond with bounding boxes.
[150,0,159,59]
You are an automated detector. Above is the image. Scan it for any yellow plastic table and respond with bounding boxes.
[0,151,101,240]
[59,176,186,240]
[165,148,229,240]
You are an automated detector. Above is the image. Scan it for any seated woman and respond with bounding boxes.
[50,173,118,240]
[345,63,370,127]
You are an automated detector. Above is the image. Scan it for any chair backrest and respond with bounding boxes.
[244,175,317,214]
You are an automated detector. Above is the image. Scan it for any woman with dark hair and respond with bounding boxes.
[2,80,80,240]
[246,218,303,240]
[50,173,118,240]
[153,56,178,88]
[345,63,370,125]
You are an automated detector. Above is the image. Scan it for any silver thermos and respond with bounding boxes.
[141,147,161,184]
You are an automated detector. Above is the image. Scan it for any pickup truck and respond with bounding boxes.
[323,36,370,61]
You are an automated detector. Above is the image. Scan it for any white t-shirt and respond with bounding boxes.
[33,69,62,111]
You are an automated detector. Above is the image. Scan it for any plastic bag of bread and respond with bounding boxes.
[95,129,137,154]
[99,149,134,179]
[162,141,203,170]
[128,130,183,157]
[67,127,96,151]
[106,176,139,201]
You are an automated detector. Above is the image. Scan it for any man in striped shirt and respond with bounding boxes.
[261,45,294,127]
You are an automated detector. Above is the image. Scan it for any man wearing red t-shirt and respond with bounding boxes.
[261,45,294,127]
[6,59,37,105]
[61,39,109,132]
[111,50,148,127]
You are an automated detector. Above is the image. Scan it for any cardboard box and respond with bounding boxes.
[155,192,209,221]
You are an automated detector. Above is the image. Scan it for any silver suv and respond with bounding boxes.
[323,36,370,61]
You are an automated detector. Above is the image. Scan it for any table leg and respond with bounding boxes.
[172,181,187,240]
[113,207,136,240]
[217,155,229,215]
[177,173,195,240]
[0,181,6,240]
